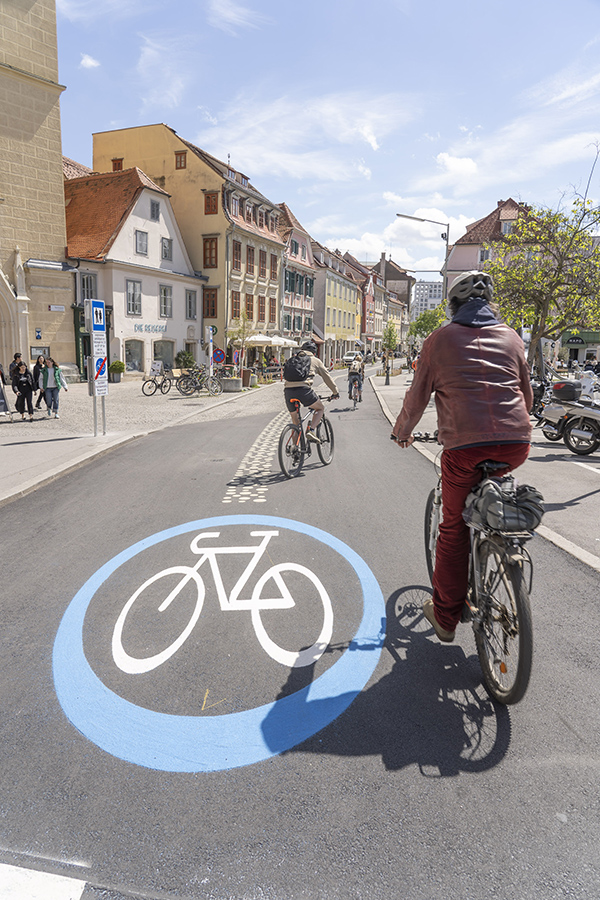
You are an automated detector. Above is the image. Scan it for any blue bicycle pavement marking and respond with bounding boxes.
[53,515,385,773]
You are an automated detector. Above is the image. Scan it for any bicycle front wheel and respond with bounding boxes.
[160,377,172,394]
[176,375,196,396]
[142,379,157,396]
[278,424,304,478]
[207,376,223,396]
[424,487,440,585]
[474,539,533,705]
[316,416,334,465]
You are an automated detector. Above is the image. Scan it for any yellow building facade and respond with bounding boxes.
[93,125,284,359]
[0,0,76,372]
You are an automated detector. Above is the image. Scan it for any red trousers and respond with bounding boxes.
[432,443,530,632]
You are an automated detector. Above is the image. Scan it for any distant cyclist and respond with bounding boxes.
[348,353,364,401]
[283,341,339,443]
[390,271,533,643]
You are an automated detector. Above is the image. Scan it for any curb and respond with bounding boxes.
[0,382,278,509]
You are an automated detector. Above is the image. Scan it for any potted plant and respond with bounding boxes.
[108,359,126,383]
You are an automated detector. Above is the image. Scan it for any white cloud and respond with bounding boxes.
[57,0,142,21]
[79,53,100,69]
[136,34,189,113]
[194,90,418,182]
[206,0,268,35]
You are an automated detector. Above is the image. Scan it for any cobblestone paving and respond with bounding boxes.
[0,378,284,439]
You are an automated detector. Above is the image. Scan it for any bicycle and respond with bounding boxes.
[419,435,537,705]
[142,367,172,396]
[278,397,335,478]
[111,529,333,673]
[176,364,223,397]
[350,376,361,409]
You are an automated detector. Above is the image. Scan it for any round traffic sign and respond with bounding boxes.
[212,348,225,364]
[53,515,385,772]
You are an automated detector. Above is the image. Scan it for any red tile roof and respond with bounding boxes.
[455,198,528,245]
[65,167,169,260]
[63,156,93,179]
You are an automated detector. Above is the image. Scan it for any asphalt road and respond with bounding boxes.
[1,378,600,900]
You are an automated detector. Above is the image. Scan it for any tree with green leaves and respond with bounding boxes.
[484,161,600,365]
[408,305,446,341]
[228,307,255,374]
[382,320,398,371]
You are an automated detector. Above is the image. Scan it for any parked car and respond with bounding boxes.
[343,350,361,367]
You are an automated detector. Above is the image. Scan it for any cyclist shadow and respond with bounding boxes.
[261,586,511,777]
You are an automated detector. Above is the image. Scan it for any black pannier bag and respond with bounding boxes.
[283,353,311,382]
[553,381,582,401]
[463,475,545,533]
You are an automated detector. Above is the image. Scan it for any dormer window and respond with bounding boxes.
[228,168,236,180]
[291,239,299,256]
[112,158,123,172]
[241,175,248,187]
[501,221,514,235]
[245,203,253,223]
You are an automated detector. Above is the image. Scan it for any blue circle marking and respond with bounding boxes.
[53,515,385,772]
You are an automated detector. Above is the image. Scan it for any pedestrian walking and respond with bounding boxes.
[42,357,68,418]
[11,362,35,420]
[9,352,24,380]
[32,355,48,411]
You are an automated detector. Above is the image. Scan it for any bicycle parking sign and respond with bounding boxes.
[53,515,385,772]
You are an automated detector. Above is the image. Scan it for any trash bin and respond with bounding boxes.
[241,368,252,387]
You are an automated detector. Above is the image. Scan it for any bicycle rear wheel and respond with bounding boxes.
[207,375,223,396]
[316,416,334,465]
[142,379,157,396]
[160,377,172,394]
[278,425,304,478]
[474,539,533,705]
[424,487,440,584]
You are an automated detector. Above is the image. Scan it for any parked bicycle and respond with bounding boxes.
[176,364,223,397]
[142,366,172,396]
[278,397,335,478]
[418,433,543,705]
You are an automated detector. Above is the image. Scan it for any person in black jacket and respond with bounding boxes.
[12,362,35,420]
[32,355,47,410]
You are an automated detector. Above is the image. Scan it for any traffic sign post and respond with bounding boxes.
[206,326,214,376]
[84,299,108,436]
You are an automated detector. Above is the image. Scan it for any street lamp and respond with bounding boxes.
[396,212,450,299]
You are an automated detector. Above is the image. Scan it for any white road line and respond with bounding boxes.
[536,525,600,572]
[0,864,86,900]
[572,461,600,475]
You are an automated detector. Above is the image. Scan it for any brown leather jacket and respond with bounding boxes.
[392,321,533,450]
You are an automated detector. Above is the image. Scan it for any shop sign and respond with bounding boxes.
[133,323,168,333]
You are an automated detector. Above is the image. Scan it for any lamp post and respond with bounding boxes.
[396,213,450,299]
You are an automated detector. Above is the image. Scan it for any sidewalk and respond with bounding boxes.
[0,379,273,508]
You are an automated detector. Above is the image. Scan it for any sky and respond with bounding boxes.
[56,0,600,279]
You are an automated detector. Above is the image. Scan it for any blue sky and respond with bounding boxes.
[57,0,600,277]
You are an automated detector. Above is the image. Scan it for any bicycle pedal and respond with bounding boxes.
[460,602,475,623]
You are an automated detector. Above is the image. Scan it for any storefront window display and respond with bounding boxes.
[154,340,175,369]
[125,340,144,372]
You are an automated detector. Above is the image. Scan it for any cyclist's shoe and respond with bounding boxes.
[306,427,322,444]
[423,598,455,643]
[359,395,362,402]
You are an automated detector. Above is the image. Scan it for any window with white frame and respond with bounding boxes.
[81,272,97,301]
[161,237,173,260]
[186,289,197,320]
[126,280,142,316]
[159,284,173,318]
[150,200,160,221]
[135,230,148,255]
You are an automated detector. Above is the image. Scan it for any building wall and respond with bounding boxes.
[0,0,75,370]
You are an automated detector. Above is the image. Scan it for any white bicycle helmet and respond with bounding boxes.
[448,270,494,305]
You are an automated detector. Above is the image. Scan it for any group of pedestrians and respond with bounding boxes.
[0,352,68,420]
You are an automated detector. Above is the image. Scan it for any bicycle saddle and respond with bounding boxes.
[476,459,508,472]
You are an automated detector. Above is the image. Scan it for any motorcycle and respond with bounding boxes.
[538,380,600,455]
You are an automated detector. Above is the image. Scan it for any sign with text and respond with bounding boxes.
[85,299,109,397]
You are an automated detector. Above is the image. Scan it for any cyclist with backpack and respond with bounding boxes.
[348,353,364,401]
[283,341,339,443]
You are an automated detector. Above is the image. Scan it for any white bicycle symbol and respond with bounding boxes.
[112,530,333,674]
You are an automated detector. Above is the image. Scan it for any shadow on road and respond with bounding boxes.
[262,585,511,777]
